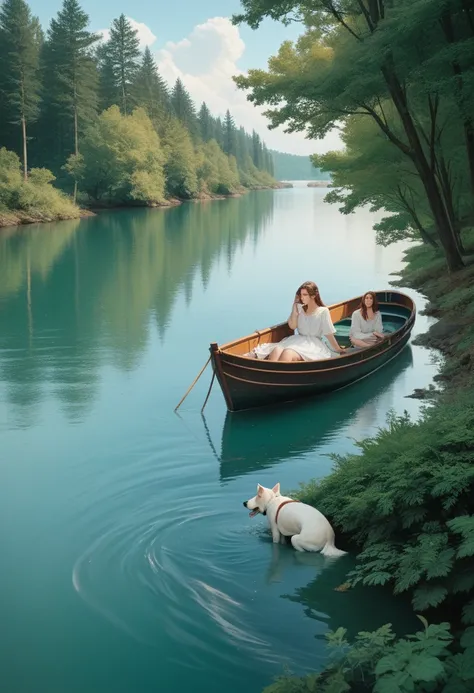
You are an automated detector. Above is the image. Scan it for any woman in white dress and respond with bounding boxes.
[349,291,384,348]
[251,282,345,362]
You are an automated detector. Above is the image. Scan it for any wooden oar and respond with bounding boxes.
[174,356,211,412]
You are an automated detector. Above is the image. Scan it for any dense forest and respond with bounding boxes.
[270,150,331,181]
[233,1,474,692]
[0,0,277,225]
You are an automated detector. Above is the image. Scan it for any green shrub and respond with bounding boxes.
[264,618,474,693]
[0,147,79,221]
[292,398,474,612]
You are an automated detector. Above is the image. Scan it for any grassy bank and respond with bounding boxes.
[266,233,474,693]
[0,148,84,229]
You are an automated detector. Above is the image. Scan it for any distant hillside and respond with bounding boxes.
[270,150,331,181]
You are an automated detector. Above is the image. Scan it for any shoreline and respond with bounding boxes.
[274,231,474,692]
[0,182,291,231]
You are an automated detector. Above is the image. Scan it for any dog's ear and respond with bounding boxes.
[272,483,280,495]
[257,484,264,497]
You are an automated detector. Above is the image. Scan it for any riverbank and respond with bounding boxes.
[0,206,95,228]
[267,231,474,692]
[0,182,290,230]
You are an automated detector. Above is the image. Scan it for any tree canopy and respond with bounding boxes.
[233,0,474,271]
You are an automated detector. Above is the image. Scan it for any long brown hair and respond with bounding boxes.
[360,291,379,320]
[297,281,325,313]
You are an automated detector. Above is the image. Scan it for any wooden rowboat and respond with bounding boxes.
[209,290,416,412]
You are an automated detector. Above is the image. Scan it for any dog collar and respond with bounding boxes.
[275,500,300,524]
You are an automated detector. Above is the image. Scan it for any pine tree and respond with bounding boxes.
[171,78,198,139]
[213,116,224,148]
[198,102,213,141]
[134,47,170,126]
[252,130,263,169]
[0,0,42,180]
[39,0,99,196]
[104,14,140,115]
[223,109,237,157]
[97,42,116,111]
[236,126,249,166]
[261,143,273,175]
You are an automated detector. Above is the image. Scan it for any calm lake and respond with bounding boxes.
[0,184,439,693]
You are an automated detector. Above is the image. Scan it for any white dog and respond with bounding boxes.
[243,483,346,557]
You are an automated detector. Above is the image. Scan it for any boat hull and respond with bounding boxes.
[210,291,416,412]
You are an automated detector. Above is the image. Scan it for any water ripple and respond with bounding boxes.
[72,444,286,672]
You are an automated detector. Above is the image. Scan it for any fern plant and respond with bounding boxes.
[264,618,474,693]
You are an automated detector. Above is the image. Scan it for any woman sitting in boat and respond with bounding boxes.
[349,291,385,348]
[251,281,345,362]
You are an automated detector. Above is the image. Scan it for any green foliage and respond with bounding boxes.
[196,140,240,195]
[233,0,474,271]
[45,1,99,132]
[67,106,166,203]
[264,619,474,693]
[134,47,170,126]
[0,147,79,220]
[312,114,437,249]
[171,78,199,140]
[101,14,140,115]
[0,0,42,174]
[162,117,199,199]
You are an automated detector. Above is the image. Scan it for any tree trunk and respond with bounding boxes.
[22,115,28,182]
[437,155,465,254]
[74,104,78,205]
[462,0,474,36]
[418,227,439,249]
[381,61,464,271]
[440,8,474,198]
[20,75,28,181]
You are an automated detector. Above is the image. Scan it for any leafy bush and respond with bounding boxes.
[292,397,474,614]
[0,147,79,220]
[65,106,166,204]
[264,618,474,693]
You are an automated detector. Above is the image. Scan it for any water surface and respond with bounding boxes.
[0,185,438,693]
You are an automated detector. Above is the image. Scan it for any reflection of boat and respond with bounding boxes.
[210,290,416,412]
[219,346,413,482]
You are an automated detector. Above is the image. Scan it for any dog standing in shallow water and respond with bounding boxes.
[243,483,346,558]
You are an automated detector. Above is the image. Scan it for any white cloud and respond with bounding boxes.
[99,17,157,51]
[155,17,342,156]
[129,19,157,49]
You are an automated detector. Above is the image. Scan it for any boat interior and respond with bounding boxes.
[219,300,413,357]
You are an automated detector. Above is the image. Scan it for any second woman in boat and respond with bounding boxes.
[349,291,384,348]
[252,281,345,362]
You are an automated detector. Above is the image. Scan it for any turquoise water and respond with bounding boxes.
[0,185,438,693]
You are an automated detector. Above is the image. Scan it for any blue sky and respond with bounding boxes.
[30,0,341,155]
[32,0,301,69]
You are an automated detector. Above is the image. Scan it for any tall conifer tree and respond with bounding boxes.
[40,0,99,194]
[171,78,198,139]
[0,0,41,180]
[198,102,213,141]
[103,14,140,115]
[134,47,170,125]
[223,109,237,157]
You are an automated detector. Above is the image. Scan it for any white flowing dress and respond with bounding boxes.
[350,309,384,343]
[253,304,337,361]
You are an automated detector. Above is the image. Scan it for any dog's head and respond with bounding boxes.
[243,483,280,517]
